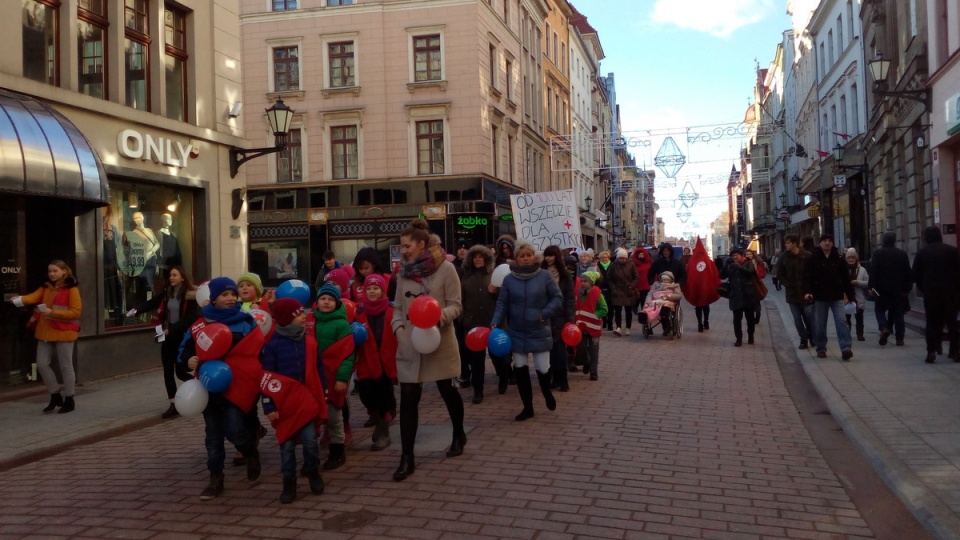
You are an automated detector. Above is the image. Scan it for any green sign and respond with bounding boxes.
[500,214,513,221]
[457,216,488,229]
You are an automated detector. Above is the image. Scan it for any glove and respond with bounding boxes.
[126,308,137,317]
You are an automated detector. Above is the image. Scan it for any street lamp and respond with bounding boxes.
[584,195,592,211]
[229,98,296,178]
[868,55,931,113]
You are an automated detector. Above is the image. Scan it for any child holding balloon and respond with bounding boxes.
[575,271,607,381]
[313,282,356,470]
[234,272,273,466]
[353,274,398,450]
[179,277,264,501]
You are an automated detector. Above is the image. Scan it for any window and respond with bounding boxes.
[504,0,510,24]
[819,42,825,78]
[22,0,59,86]
[553,32,558,64]
[839,95,847,136]
[277,128,302,183]
[413,34,442,82]
[78,0,107,98]
[489,44,497,88]
[836,15,843,49]
[327,0,353,5]
[164,5,188,121]
[328,41,354,87]
[273,46,300,91]
[827,30,834,66]
[545,24,550,60]
[125,0,150,111]
[491,125,499,177]
[273,0,297,10]
[505,58,513,100]
[507,134,514,184]
[850,83,859,133]
[416,120,444,175]
[330,125,358,180]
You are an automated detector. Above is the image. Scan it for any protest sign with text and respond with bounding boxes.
[510,189,584,251]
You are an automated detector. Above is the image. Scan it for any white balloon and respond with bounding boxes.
[844,302,857,315]
[248,308,274,336]
[196,281,210,307]
[175,379,209,417]
[411,326,442,354]
[491,264,511,287]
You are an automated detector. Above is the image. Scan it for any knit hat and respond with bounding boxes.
[324,268,350,293]
[317,282,341,303]
[581,271,600,285]
[615,248,628,259]
[272,297,304,327]
[846,248,858,259]
[363,273,387,291]
[237,272,263,297]
[730,248,745,256]
[208,277,238,302]
[660,271,675,282]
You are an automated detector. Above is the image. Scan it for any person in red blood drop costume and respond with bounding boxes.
[684,238,721,332]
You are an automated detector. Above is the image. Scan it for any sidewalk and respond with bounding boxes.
[764,282,960,540]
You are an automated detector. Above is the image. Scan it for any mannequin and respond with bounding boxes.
[123,212,159,309]
[158,213,182,275]
[102,206,123,319]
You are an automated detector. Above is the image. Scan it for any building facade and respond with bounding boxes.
[2,0,247,387]
[927,0,960,249]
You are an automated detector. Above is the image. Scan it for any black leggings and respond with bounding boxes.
[695,305,710,326]
[399,379,464,455]
[356,375,397,418]
[161,334,192,399]
[733,308,756,340]
[613,306,633,329]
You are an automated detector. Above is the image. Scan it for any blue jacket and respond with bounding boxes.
[490,269,563,354]
[259,331,328,415]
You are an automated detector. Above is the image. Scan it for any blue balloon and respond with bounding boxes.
[351,321,368,346]
[198,360,233,393]
[276,279,311,305]
[487,328,512,357]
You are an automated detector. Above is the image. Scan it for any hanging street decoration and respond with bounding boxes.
[654,136,686,178]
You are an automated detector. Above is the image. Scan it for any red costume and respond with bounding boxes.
[683,238,721,307]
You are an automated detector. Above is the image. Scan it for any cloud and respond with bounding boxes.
[650,0,775,37]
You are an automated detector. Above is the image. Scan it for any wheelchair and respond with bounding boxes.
[638,292,683,339]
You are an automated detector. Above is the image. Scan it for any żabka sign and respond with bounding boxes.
[117,129,193,168]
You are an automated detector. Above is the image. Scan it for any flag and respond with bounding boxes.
[816,150,830,158]
[795,144,808,158]
[832,131,851,140]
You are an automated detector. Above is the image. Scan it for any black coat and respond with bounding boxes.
[548,272,576,340]
[867,235,912,297]
[913,226,960,296]
[802,248,855,302]
[721,259,757,311]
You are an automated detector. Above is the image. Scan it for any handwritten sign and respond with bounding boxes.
[510,189,584,251]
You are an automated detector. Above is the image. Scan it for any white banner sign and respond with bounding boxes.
[510,189,584,251]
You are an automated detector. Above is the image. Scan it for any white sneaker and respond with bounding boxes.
[624,328,631,336]
[613,327,622,336]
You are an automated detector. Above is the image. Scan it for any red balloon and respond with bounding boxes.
[409,296,442,329]
[341,299,357,323]
[561,323,582,347]
[195,323,232,361]
[466,327,491,352]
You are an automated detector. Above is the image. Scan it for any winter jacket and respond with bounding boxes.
[182,311,264,413]
[351,247,394,302]
[648,243,686,286]
[495,235,516,266]
[391,260,462,383]
[355,308,398,382]
[867,232,912,297]
[490,267,563,354]
[314,303,356,408]
[721,258,757,312]
[606,259,639,306]
[136,286,199,341]
[259,331,311,415]
[802,248,855,302]
[313,260,343,289]
[459,245,497,330]
[912,226,960,296]
[774,249,809,304]
[547,271,576,341]
[631,247,653,292]
[16,278,82,342]
[847,264,870,308]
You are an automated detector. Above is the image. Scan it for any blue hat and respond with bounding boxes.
[208,277,238,301]
[317,282,341,303]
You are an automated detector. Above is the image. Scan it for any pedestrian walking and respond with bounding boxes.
[720,249,758,346]
[313,250,343,288]
[490,240,563,421]
[606,248,639,336]
[576,248,597,276]
[495,235,515,266]
[802,234,856,360]
[126,265,198,418]
[770,250,782,291]
[775,235,813,349]
[390,219,466,481]
[596,250,614,331]
[867,232,913,347]
[631,246,653,314]
[844,249,869,342]
[575,271,607,380]
[683,238,720,332]
[745,249,766,324]
[542,245,576,391]
[459,245,498,402]
[912,225,960,363]
[313,282,356,471]
[9,260,82,414]
[648,242,687,287]
[351,247,393,303]
[353,274,398,450]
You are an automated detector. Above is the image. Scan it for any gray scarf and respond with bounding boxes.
[511,264,542,281]
[274,323,305,340]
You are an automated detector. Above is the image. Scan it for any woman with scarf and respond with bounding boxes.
[720,249,758,347]
[490,240,563,421]
[127,265,199,418]
[542,245,576,391]
[390,219,465,481]
[606,248,639,336]
[459,244,499,402]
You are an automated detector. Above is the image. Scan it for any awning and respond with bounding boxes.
[0,88,108,205]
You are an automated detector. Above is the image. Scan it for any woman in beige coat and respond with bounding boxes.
[390,219,465,481]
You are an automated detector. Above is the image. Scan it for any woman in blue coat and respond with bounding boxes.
[490,240,563,421]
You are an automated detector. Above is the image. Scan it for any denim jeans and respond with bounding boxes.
[279,421,319,479]
[788,302,813,342]
[203,395,256,474]
[812,300,852,353]
[874,295,905,340]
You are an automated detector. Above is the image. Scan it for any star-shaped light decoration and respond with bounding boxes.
[654,136,686,178]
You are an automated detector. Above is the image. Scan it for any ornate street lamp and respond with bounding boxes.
[229,98,295,178]
[584,195,592,211]
[868,55,930,112]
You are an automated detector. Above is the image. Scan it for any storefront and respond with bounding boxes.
[0,88,241,388]
[246,177,519,286]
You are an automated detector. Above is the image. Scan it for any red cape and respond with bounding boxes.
[260,371,328,444]
[684,238,721,307]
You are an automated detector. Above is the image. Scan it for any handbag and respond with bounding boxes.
[717,282,730,298]
[753,275,768,300]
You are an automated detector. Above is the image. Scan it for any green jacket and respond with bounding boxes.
[314,304,355,382]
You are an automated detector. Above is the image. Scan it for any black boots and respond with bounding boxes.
[307,469,325,494]
[471,387,484,405]
[246,449,261,483]
[161,403,179,419]
[393,454,415,481]
[536,371,557,411]
[747,334,754,345]
[514,366,534,421]
[323,443,346,470]
[42,392,63,413]
[926,352,937,364]
[371,417,391,451]
[200,472,224,500]
[280,477,297,504]
[58,396,75,414]
[446,431,467,457]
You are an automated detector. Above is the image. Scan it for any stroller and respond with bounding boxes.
[639,288,683,339]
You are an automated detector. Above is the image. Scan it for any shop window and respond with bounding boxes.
[124,0,150,111]
[102,180,195,330]
[164,5,188,122]
[249,240,307,287]
[78,0,108,99]
[22,0,59,86]
[356,189,405,205]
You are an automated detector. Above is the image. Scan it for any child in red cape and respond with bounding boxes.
[313,282,356,471]
[353,274,398,451]
[684,238,721,332]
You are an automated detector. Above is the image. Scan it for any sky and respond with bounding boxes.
[575,0,794,241]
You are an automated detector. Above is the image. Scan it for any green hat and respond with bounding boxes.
[237,272,263,297]
[581,271,600,285]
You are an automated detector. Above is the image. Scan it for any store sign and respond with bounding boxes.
[1,266,21,274]
[947,93,960,136]
[456,216,488,230]
[117,129,193,168]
